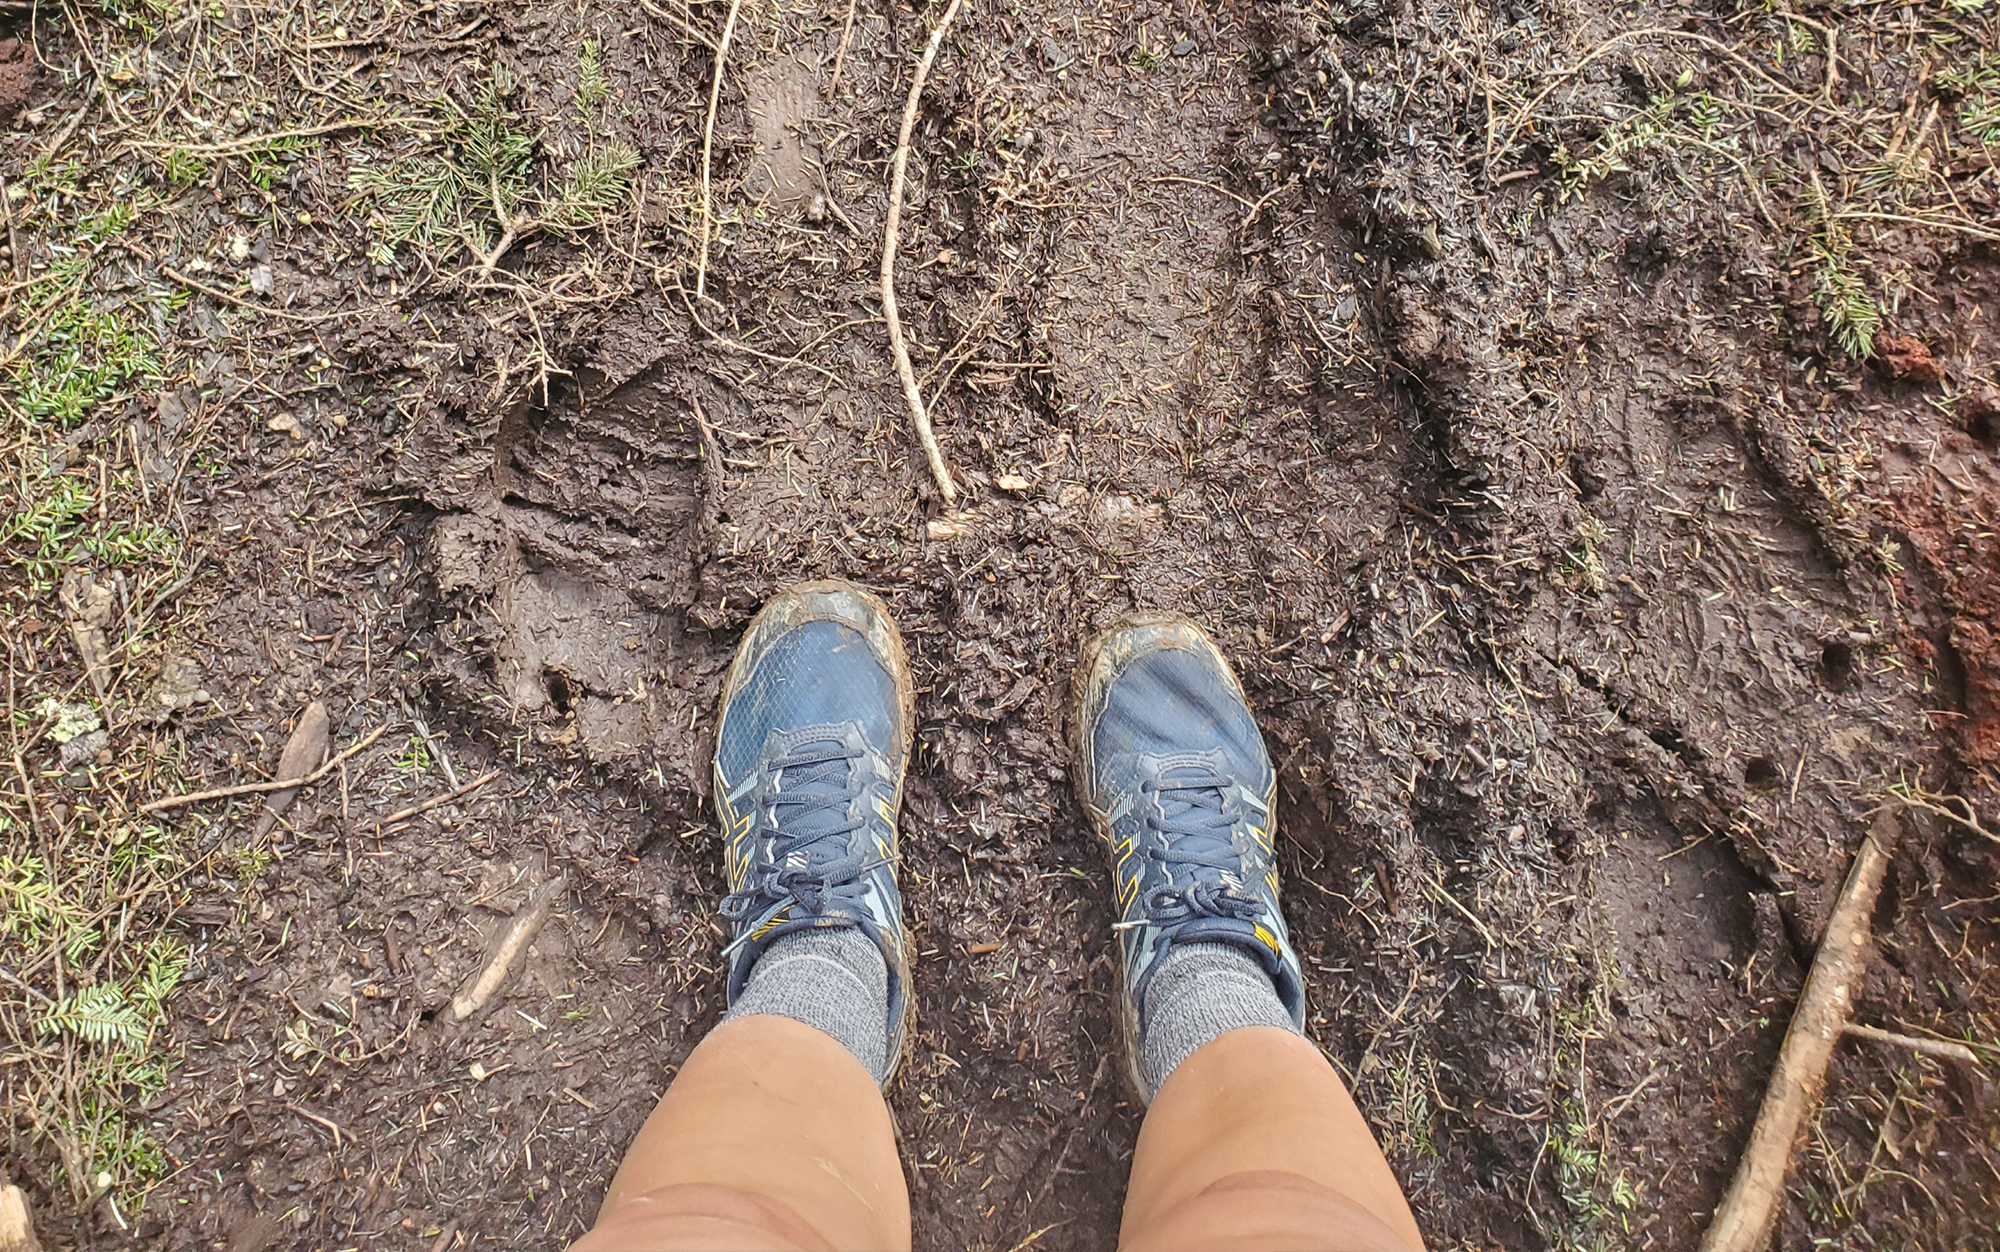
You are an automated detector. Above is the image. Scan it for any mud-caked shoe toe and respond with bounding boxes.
[1070,614,1307,1101]
[712,580,915,1085]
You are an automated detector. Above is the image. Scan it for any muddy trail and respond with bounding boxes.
[4,0,1997,1247]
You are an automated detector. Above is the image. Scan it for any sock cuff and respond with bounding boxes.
[722,925,892,1083]
[1139,941,1300,1095]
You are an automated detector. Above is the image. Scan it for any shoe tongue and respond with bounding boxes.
[773,737,854,842]
[1172,917,1275,968]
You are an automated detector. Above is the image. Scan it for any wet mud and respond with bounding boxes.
[18,0,1992,1248]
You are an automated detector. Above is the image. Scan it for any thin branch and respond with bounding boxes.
[695,0,747,303]
[373,769,500,834]
[1700,815,1900,1252]
[1842,1023,1982,1065]
[472,165,531,282]
[158,264,385,326]
[881,0,967,508]
[141,726,389,812]
[828,0,860,94]
[125,115,430,156]
[635,0,719,50]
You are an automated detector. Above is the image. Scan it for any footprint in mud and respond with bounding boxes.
[424,359,726,770]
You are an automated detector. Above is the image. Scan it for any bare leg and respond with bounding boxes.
[572,1016,910,1252]
[1119,1026,1422,1252]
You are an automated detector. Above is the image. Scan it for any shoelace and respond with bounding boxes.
[1125,765,1268,929]
[720,739,880,946]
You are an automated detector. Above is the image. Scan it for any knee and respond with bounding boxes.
[1118,1169,1421,1252]
[572,1182,838,1252]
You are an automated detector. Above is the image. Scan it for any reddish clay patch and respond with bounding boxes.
[1883,459,2000,777]
[1876,332,1944,383]
[0,40,33,124]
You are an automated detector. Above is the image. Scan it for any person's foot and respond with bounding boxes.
[712,580,915,1087]
[1070,614,1307,1102]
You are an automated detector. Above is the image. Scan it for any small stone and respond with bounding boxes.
[230,234,251,262]
[59,728,108,769]
[806,195,828,224]
[267,414,304,440]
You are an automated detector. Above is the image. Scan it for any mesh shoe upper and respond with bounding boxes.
[711,585,913,1082]
[1072,617,1307,1096]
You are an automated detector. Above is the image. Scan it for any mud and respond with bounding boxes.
[0,38,32,126]
[7,0,1996,1248]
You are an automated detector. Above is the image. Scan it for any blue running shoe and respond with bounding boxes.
[712,580,915,1087]
[1070,614,1307,1102]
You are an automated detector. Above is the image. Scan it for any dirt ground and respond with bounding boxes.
[3,0,1998,1248]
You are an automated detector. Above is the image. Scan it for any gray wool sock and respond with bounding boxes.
[1140,941,1299,1094]
[723,926,890,1082]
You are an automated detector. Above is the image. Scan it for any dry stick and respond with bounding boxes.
[1841,1022,1981,1065]
[159,264,382,326]
[125,116,430,157]
[695,0,747,304]
[1699,812,1901,1252]
[1832,210,2000,246]
[141,726,389,812]
[451,876,564,1021]
[635,0,719,50]
[881,0,967,508]
[373,769,500,834]
[827,0,859,94]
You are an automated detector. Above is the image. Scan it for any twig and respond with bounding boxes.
[39,81,99,162]
[471,166,533,283]
[695,0,747,303]
[125,115,428,156]
[286,1104,349,1150]
[1842,1023,1982,1065]
[0,277,87,373]
[1700,813,1900,1252]
[634,0,719,50]
[1427,872,1498,950]
[158,264,380,326]
[0,174,21,290]
[141,726,389,812]
[373,769,500,834]
[1892,785,1998,843]
[881,0,967,508]
[682,289,844,383]
[1143,174,1256,209]
[1491,27,1837,166]
[1830,210,2000,246]
[451,877,564,1021]
[828,0,859,94]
